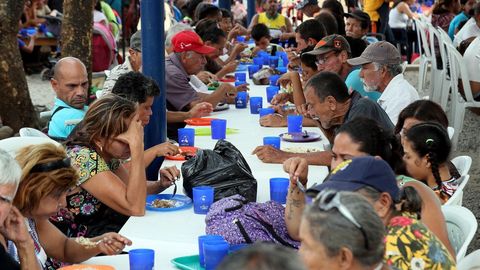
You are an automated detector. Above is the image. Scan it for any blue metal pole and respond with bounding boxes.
[219,0,231,10]
[247,0,255,25]
[141,0,166,180]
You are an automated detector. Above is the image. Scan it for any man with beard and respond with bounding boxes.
[348,41,418,124]
[48,57,89,139]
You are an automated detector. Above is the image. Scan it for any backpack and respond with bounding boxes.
[92,22,117,72]
[205,195,300,249]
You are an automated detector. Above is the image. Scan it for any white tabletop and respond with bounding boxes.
[82,73,330,269]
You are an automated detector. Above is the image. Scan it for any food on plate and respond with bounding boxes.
[240,57,253,64]
[75,237,99,249]
[283,147,321,153]
[282,133,293,140]
[207,81,220,88]
[150,199,175,208]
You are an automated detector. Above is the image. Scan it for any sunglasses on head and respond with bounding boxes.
[314,189,369,250]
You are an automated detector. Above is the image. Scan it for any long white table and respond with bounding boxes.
[82,73,330,269]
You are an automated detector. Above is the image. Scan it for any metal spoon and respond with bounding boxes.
[170,177,178,199]
[302,130,309,138]
[296,177,306,193]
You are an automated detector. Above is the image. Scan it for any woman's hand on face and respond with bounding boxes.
[0,206,31,245]
[159,166,181,189]
[117,114,144,150]
[97,233,132,255]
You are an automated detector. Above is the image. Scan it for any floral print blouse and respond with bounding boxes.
[385,215,456,270]
[50,145,128,238]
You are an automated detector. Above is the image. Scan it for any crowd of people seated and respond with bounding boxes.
[4,0,480,269]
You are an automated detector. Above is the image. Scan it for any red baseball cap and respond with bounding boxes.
[172,30,216,54]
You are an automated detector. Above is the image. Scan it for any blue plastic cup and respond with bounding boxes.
[235,72,246,82]
[270,178,290,204]
[248,65,260,79]
[262,54,270,65]
[253,57,263,68]
[211,119,227,140]
[266,86,279,103]
[259,107,275,117]
[235,81,246,87]
[193,186,214,214]
[198,235,225,267]
[249,97,263,114]
[235,92,248,109]
[204,241,230,270]
[287,115,303,133]
[263,136,281,149]
[236,35,246,42]
[269,74,280,86]
[269,56,279,68]
[177,128,195,146]
[129,248,155,270]
[277,66,287,74]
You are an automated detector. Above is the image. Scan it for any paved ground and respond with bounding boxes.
[27,68,480,253]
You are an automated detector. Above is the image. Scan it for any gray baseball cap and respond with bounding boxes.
[130,31,142,52]
[296,0,318,9]
[347,41,401,66]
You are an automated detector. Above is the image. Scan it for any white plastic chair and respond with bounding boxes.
[19,127,50,138]
[447,126,454,140]
[427,23,448,105]
[441,205,478,261]
[445,175,470,206]
[414,19,433,94]
[457,249,480,270]
[451,155,472,176]
[0,137,60,157]
[445,42,480,149]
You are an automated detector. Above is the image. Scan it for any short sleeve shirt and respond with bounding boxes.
[385,215,456,270]
[48,98,88,139]
[50,145,127,238]
[448,13,468,40]
[464,36,480,83]
[165,53,200,111]
[344,91,394,132]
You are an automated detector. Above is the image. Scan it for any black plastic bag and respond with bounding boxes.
[181,140,257,202]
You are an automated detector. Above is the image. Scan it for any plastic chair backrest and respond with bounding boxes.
[444,175,470,206]
[19,127,50,138]
[441,204,478,261]
[457,249,480,269]
[415,19,432,58]
[446,42,476,102]
[0,137,60,157]
[451,156,472,176]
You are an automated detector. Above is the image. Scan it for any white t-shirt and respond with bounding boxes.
[378,74,420,125]
[464,36,480,83]
[453,18,480,47]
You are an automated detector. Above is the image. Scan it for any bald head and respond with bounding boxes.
[51,57,88,109]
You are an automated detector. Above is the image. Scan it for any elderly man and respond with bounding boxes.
[344,10,378,44]
[102,30,143,93]
[253,71,393,165]
[165,30,241,112]
[48,57,89,139]
[0,149,40,270]
[305,34,377,100]
[348,41,419,125]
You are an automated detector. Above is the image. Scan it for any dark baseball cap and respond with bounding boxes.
[306,156,400,201]
[305,34,351,56]
[347,41,401,66]
[344,9,371,26]
[296,0,318,9]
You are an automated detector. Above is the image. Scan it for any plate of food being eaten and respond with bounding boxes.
[146,194,193,212]
[165,146,198,161]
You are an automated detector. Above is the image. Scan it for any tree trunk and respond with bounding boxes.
[61,0,94,85]
[0,0,39,132]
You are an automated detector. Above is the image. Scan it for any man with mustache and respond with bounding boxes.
[48,57,89,139]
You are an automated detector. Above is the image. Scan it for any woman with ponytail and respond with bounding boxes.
[402,122,459,204]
